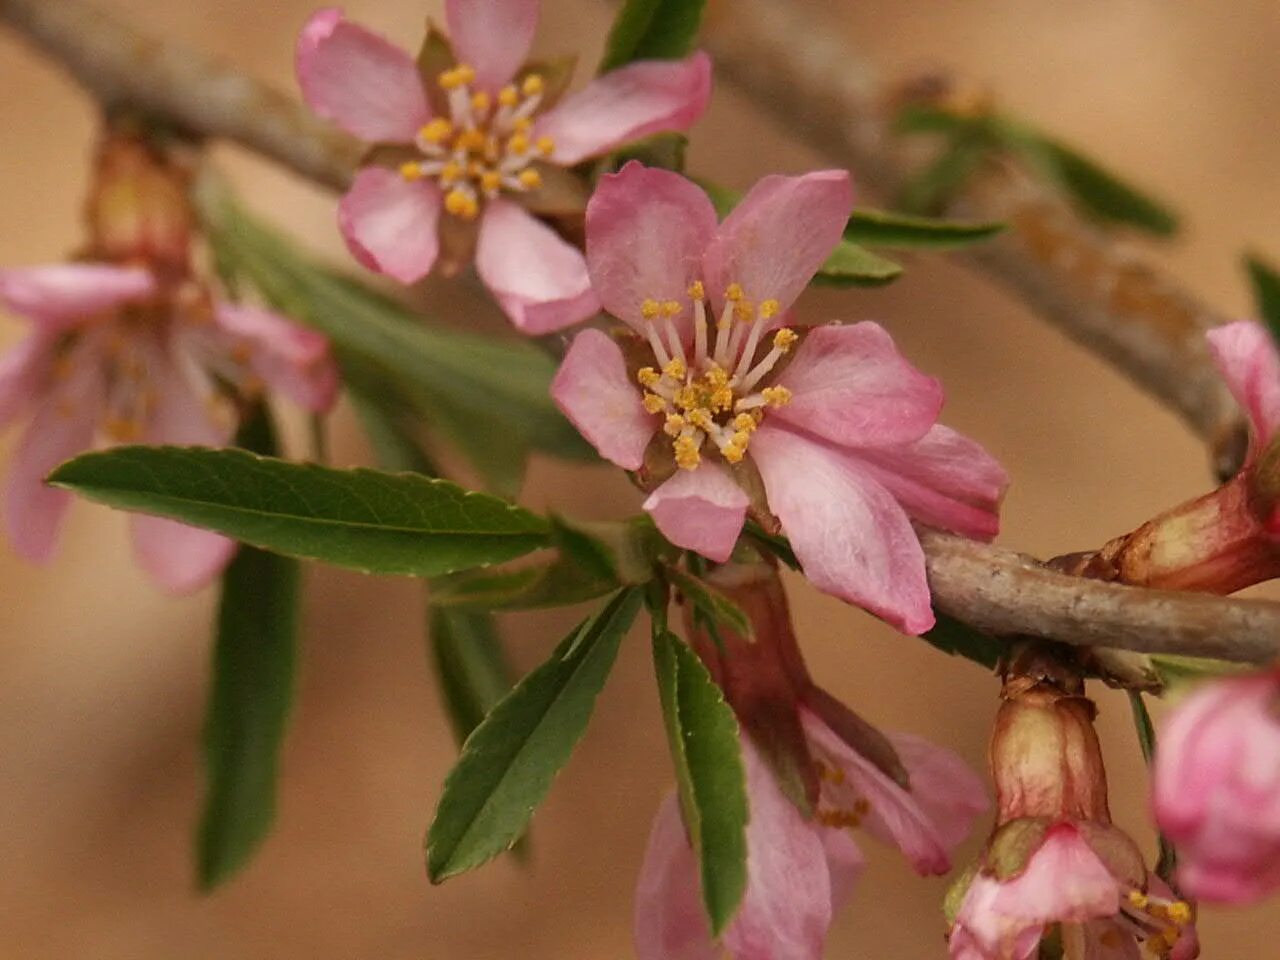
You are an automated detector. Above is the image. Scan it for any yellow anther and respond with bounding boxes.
[662,358,687,380]
[536,135,556,156]
[641,298,662,320]
[761,386,792,407]
[687,280,705,300]
[733,413,758,432]
[734,300,755,323]
[513,116,534,133]
[722,443,747,464]
[439,64,476,90]
[444,188,479,219]
[420,117,454,144]
[662,300,681,317]
[521,73,544,96]
[705,366,729,388]
[498,85,520,107]
[1165,902,1192,925]
[1127,891,1150,910]
[664,414,686,436]
[440,161,464,184]
[759,298,780,319]
[456,128,488,153]
[399,161,423,181]
[642,392,668,414]
[688,410,715,430]
[773,328,798,352]
[507,132,531,155]
[674,435,702,470]
[637,367,660,387]
[709,387,734,411]
[517,168,542,190]
[479,170,503,194]
[725,282,744,301]
[470,90,492,113]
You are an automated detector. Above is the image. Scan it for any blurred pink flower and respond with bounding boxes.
[0,263,339,592]
[636,716,986,960]
[296,0,712,333]
[552,163,1007,633]
[1154,670,1280,904]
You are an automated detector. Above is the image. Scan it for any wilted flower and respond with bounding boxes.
[1154,669,1280,904]
[296,0,711,332]
[0,134,339,591]
[552,163,1007,633]
[636,565,987,960]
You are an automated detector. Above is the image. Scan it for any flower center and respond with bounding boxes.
[399,64,555,220]
[1120,889,1193,958]
[635,280,797,470]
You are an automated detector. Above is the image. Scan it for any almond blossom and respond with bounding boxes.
[1153,670,1280,904]
[296,0,711,333]
[551,163,1007,633]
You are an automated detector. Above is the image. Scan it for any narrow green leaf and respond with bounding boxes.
[429,607,515,745]
[1245,254,1280,345]
[813,241,904,287]
[50,446,551,577]
[665,567,752,638]
[921,612,1007,670]
[1127,691,1178,884]
[897,136,991,214]
[844,208,1004,250]
[600,0,707,72]
[426,588,643,880]
[197,409,299,890]
[348,387,441,476]
[430,553,621,611]
[604,132,689,174]
[652,629,747,934]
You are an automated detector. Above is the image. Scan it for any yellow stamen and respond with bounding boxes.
[664,414,686,436]
[444,188,479,219]
[663,358,687,380]
[420,117,454,143]
[734,299,755,323]
[439,64,476,90]
[456,128,488,153]
[470,90,492,114]
[498,85,520,107]
[761,386,792,407]
[513,116,534,134]
[759,298,780,319]
[521,73,544,96]
[732,413,757,432]
[1165,902,1192,925]
[507,132,531,155]
[479,170,503,194]
[662,300,681,317]
[773,328,798,352]
[536,135,556,156]
[687,280,705,300]
[399,161,423,181]
[642,392,668,414]
[517,168,542,189]
[1127,891,1150,910]
[725,282,744,301]
[641,298,662,321]
[637,367,661,388]
[674,435,701,470]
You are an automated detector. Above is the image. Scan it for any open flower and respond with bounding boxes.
[0,264,339,591]
[1153,670,1280,904]
[552,164,1007,633]
[636,563,988,960]
[296,0,712,333]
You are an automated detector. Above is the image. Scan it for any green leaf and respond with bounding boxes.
[1245,254,1280,345]
[897,136,991,215]
[348,386,441,476]
[665,567,752,638]
[199,190,594,466]
[844,208,1004,250]
[426,588,644,880]
[604,133,689,174]
[197,409,299,890]
[429,607,515,745]
[50,446,551,577]
[652,629,747,935]
[430,554,621,611]
[599,0,707,72]
[1004,130,1179,237]
[921,612,1007,670]
[813,241,903,287]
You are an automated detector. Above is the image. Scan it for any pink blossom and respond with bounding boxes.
[296,1,712,333]
[552,164,1007,633]
[0,264,339,592]
[949,823,1197,960]
[636,719,986,960]
[1153,670,1280,904]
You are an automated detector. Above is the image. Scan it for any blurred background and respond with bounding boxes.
[2,0,1278,956]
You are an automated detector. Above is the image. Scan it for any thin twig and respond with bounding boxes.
[4,0,1276,663]
[704,0,1248,476]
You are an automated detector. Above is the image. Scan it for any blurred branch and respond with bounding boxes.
[921,530,1280,665]
[704,0,1248,477]
[0,0,360,191]
[5,0,1276,663]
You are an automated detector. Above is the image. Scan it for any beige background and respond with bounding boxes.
[1,0,1278,956]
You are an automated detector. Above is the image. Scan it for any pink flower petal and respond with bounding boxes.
[633,793,720,960]
[954,825,1121,958]
[773,322,943,449]
[475,199,599,333]
[585,162,718,333]
[551,328,655,469]
[0,335,55,426]
[750,425,934,634]
[213,304,341,412]
[445,0,539,92]
[0,264,155,329]
[820,828,866,916]
[722,735,832,960]
[4,356,102,562]
[643,462,749,563]
[1205,320,1280,452]
[535,52,712,165]
[850,425,1008,541]
[296,8,431,143]
[703,171,853,316]
[886,732,989,852]
[339,167,442,284]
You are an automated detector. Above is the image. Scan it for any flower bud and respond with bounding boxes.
[86,131,194,275]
